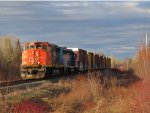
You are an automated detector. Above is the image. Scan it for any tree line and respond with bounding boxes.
[0,35,21,82]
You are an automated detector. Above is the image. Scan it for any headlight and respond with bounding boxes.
[36,52,39,57]
[38,62,40,64]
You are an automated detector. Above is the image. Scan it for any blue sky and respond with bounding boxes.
[0,1,150,59]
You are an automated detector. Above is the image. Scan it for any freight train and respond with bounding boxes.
[21,42,111,79]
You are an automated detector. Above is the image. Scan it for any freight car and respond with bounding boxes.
[68,48,88,72]
[106,58,111,68]
[94,54,100,70]
[21,42,77,79]
[99,55,104,69]
[103,56,107,69]
[88,52,94,70]
[21,41,111,79]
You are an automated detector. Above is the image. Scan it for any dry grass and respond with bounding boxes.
[132,43,150,79]
[0,81,56,112]
[0,73,102,113]
[42,73,101,113]
[0,70,150,113]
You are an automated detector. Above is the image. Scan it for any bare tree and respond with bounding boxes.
[0,35,21,82]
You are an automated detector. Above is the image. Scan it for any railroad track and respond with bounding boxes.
[0,73,79,95]
[0,70,103,95]
[0,74,75,88]
[0,76,55,95]
[0,69,133,95]
[0,80,48,95]
[0,78,47,88]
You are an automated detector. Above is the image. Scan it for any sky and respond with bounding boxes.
[0,1,150,59]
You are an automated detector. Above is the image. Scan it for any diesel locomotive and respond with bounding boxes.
[21,42,111,79]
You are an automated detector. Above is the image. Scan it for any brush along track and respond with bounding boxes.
[0,73,78,95]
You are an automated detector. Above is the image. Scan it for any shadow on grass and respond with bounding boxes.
[100,68,141,88]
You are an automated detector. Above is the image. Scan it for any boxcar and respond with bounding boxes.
[103,56,107,69]
[99,56,104,69]
[105,57,111,69]
[88,52,94,70]
[107,58,111,68]
[94,54,100,70]
[68,48,88,72]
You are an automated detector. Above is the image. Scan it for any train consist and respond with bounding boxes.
[21,42,111,79]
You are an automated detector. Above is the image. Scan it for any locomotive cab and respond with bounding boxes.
[21,42,51,79]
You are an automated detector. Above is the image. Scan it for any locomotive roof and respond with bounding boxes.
[24,41,49,45]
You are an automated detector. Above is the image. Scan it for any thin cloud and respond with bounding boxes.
[0,1,149,59]
[113,50,131,53]
[109,46,136,50]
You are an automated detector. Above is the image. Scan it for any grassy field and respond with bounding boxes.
[0,68,149,113]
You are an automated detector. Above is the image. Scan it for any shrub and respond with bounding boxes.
[133,43,150,79]
[0,35,21,82]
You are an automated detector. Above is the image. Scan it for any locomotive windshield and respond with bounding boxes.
[23,43,48,51]
[36,45,42,49]
[29,45,35,49]
[24,45,35,51]
[36,45,47,50]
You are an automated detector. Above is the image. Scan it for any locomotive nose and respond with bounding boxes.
[29,50,41,65]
